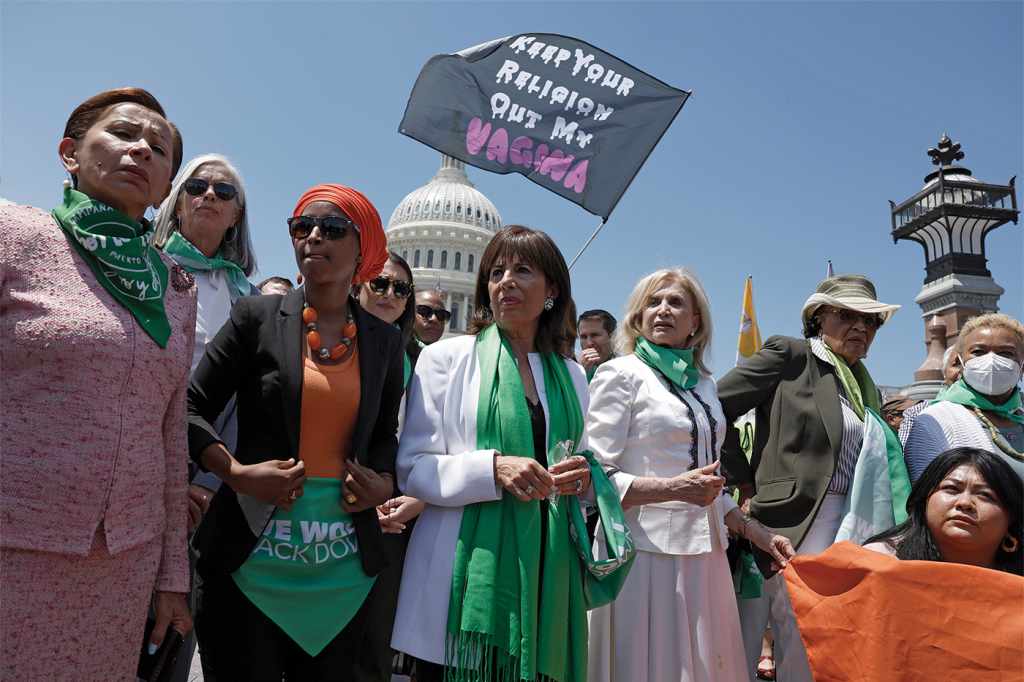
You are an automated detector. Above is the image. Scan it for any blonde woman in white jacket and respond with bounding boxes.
[586,268,793,682]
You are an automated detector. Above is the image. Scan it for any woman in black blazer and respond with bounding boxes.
[188,183,404,681]
[718,274,899,682]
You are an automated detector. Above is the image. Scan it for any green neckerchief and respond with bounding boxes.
[445,324,633,682]
[162,230,251,301]
[52,186,170,347]
[938,379,1024,425]
[633,337,699,390]
[818,342,881,420]
[403,351,413,388]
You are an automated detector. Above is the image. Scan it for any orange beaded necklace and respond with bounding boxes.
[302,302,357,362]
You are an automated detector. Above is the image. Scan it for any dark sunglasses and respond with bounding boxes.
[827,307,883,329]
[416,304,451,322]
[287,215,359,240]
[183,177,238,201]
[367,275,413,299]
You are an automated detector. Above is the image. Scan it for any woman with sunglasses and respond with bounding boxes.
[717,274,905,682]
[1,87,194,679]
[151,153,258,680]
[187,183,405,680]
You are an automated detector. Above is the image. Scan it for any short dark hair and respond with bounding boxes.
[469,225,575,357]
[867,447,1022,575]
[64,87,183,179]
[257,276,293,292]
[380,251,417,351]
[578,309,616,335]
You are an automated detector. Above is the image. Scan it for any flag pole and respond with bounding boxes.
[568,218,608,271]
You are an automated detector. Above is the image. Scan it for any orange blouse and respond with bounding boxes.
[297,349,361,479]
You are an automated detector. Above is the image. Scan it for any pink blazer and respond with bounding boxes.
[0,204,197,592]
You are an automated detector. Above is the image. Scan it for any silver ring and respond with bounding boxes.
[575,479,583,493]
[524,485,534,495]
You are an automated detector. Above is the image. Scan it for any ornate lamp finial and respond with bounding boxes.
[927,134,965,167]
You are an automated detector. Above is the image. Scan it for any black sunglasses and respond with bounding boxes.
[287,215,359,240]
[184,177,238,201]
[827,307,883,329]
[367,276,413,299]
[416,304,452,323]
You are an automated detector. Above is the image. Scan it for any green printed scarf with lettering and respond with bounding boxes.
[52,187,170,346]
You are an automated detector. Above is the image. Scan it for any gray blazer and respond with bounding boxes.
[718,335,844,570]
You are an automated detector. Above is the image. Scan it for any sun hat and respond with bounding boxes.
[801,274,900,327]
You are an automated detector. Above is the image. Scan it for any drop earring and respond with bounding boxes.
[543,297,555,311]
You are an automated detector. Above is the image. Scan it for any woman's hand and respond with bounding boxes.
[495,455,554,501]
[226,458,306,510]
[149,591,192,653]
[377,496,427,533]
[550,455,591,496]
[342,460,394,513]
[668,461,725,507]
[748,523,797,570]
[187,484,214,532]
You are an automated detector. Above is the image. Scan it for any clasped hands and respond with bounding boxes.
[494,454,591,502]
[226,457,392,513]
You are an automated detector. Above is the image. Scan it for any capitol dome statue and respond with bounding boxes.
[386,154,502,335]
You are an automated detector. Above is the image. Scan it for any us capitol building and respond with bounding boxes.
[386,155,502,336]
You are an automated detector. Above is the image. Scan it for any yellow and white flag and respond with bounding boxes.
[736,276,762,362]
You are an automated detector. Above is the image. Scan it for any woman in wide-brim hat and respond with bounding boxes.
[716,274,906,682]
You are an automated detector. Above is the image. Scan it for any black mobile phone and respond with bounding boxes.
[137,619,184,682]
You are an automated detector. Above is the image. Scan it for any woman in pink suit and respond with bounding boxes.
[0,87,196,680]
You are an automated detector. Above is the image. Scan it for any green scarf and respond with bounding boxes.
[52,187,170,347]
[938,379,1024,425]
[403,351,413,387]
[818,342,881,421]
[445,324,632,682]
[633,337,699,390]
[162,230,251,301]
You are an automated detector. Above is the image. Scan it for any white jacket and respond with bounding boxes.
[391,334,590,664]
[586,354,735,556]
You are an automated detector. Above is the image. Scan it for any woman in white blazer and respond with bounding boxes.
[392,226,600,682]
[586,268,793,682]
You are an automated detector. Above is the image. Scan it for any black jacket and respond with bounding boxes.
[187,288,404,580]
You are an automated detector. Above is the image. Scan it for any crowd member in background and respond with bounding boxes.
[586,268,793,682]
[153,152,259,680]
[0,87,193,679]
[407,288,450,367]
[882,395,919,435]
[358,251,416,386]
[258,275,293,296]
[718,274,900,682]
[905,313,1024,482]
[899,346,961,446]
[866,446,1022,574]
[393,225,608,682]
[577,308,617,381]
[187,183,403,680]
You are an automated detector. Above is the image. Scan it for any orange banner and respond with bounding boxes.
[784,542,1024,681]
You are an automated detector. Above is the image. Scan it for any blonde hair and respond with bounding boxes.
[957,313,1024,355]
[615,267,714,375]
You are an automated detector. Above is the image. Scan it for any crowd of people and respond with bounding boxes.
[1,87,1021,682]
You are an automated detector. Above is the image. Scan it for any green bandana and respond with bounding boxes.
[633,337,699,391]
[818,342,881,421]
[938,379,1024,425]
[445,324,633,682]
[52,187,170,347]
[162,230,251,301]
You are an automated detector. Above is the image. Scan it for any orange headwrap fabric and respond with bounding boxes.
[292,183,388,285]
[784,542,1024,681]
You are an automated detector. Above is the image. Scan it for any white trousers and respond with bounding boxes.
[744,493,846,682]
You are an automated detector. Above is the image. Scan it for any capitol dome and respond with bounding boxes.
[386,155,501,335]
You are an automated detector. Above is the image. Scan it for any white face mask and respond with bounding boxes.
[959,352,1023,396]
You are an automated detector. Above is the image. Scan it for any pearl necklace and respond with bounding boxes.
[302,303,356,362]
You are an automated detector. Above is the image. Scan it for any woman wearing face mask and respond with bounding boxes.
[905,313,1024,483]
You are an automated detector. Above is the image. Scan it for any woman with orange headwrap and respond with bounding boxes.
[187,183,405,680]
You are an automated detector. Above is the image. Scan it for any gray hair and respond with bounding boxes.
[152,154,257,276]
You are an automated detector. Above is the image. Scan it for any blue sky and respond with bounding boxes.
[2,1,1021,386]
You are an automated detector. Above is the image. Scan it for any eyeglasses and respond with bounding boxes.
[416,305,451,322]
[826,308,883,329]
[287,215,359,240]
[367,275,413,299]
[184,178,238,201]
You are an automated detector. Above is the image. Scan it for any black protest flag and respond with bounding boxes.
[399,34,690,219]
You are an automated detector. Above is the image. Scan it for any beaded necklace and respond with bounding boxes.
[971,407,1024,462]
[302,302,356,362]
